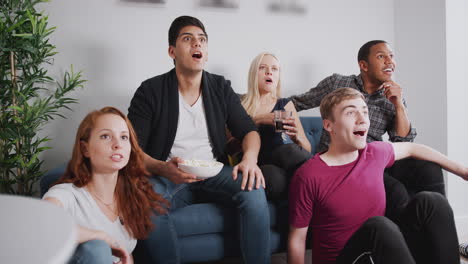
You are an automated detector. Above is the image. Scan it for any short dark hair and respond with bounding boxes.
[168,16,208,47]
[357,40,387,62]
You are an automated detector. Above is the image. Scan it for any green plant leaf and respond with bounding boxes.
[0,0,86,196]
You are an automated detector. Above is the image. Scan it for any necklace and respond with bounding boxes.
[88,188,117,215]
[91,190,115,206]
[87,187,124,225]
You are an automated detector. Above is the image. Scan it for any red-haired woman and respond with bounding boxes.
[43,106,168,264]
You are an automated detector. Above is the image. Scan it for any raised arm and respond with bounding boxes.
[288,75,336,112]
[393,104,412,138]
[392,142,468,180]
[288,226,309,264]
[383,82,417,142]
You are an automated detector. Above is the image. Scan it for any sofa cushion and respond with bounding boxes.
[40,164,67,196]
[300,116,323,154]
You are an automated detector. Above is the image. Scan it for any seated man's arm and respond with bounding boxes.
[385,86,417,142]
[288,75,336,112]
[392,101,412,139]
[392,142,468,180]
[224,81,264,190]
[288,226,309,264]
[143,153,198,184]
[128,81,197,184]
[288,168,314,264]
[232,131,264,190]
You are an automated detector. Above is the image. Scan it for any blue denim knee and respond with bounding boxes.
[68,240,113,264]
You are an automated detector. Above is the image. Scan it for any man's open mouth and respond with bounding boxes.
[353,130,366,136]
[192,52,202,59]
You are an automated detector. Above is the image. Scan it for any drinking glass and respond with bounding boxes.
[274,110,292,132]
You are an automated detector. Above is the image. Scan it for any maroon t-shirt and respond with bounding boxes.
[289,142,395,264]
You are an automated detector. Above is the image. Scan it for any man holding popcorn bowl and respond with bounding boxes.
[128,16,270,264]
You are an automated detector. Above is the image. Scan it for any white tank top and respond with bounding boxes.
[168,92,215,161]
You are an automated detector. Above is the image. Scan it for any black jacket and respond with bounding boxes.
[128,69,257,164]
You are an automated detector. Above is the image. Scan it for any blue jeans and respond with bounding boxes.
[68,240,113,264]
[141,166,271,264]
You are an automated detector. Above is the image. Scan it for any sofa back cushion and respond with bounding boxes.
[41,116,323,196]
[299,116,323,154]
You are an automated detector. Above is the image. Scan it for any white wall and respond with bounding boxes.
[395,0,468,223]
[446,0,468,226]
[394,0,447,152]
[39,0,467,223]
[40,0,394,169]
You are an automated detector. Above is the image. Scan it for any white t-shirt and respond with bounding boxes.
[168,92,215,161]
[43,183,137,255]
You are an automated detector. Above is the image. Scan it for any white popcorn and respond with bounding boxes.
[182,159,219,167]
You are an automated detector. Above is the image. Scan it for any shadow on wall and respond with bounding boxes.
[121,0,166,3]
[199,0,239,9]
[268,0,307,14]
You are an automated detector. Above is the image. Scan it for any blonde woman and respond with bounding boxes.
[240,52,311,200]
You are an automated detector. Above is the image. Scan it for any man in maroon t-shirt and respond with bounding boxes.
[288,88,468,264]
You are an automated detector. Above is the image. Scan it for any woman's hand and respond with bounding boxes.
[283,117,300,143]
[283,102,312,153]
[110,242,130,264]
[98,231,131,264]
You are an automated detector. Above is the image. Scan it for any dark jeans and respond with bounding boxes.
[338,192,459,264]
[260,144,312,200]
[384,158,445,221]
[139,166,271,264]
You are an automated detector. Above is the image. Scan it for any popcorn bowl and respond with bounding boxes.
[178,159,224,179]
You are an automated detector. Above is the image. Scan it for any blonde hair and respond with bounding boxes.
[320,87,365,121]
[241,52,281,116]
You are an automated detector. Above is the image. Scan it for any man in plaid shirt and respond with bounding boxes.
[289,40,445,219]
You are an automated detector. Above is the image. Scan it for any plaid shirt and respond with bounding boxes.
[289,73,417,152]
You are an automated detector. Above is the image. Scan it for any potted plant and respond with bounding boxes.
[0,0,85,195]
